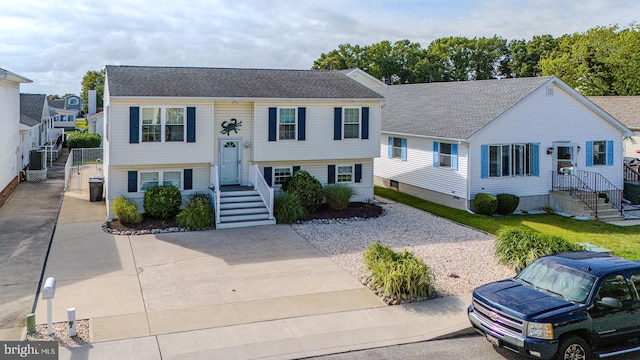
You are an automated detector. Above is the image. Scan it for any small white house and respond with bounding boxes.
[373,76,634,216]
[0,68,32,208]
[103,65,384,228]
[20,93,51,169]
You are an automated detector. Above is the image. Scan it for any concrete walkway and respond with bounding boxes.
[24,189,473,359]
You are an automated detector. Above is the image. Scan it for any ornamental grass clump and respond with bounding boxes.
[363,242,435,305]
[324,184,356,210]
[112,196,142,224]
[495,227,584,270]
[176,193,215,230]
[274,192,306,224]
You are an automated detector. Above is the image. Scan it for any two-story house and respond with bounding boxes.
[103,65,384,228]
[0,68,32,208]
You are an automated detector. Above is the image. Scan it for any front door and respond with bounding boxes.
[555,144,576,174]
[220,140,241,185]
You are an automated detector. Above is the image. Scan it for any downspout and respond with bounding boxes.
[465,142,475,214]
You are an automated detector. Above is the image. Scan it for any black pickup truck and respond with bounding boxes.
[468,251,640,360]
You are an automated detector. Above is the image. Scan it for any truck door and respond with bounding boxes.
[591,274,639,349]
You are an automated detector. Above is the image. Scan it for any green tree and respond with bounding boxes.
[80,69,105,113]
[505,35,558,78]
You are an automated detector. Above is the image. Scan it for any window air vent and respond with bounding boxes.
[546,87,554,96]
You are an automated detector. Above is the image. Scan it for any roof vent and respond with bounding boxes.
[546,87,554,96]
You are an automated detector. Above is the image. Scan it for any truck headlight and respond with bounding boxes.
[527,322,553,339]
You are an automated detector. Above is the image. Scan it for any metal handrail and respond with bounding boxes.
[210,165,220,226]
[624,163,640,182]
[551,169,623,218]
[248,164,274,220]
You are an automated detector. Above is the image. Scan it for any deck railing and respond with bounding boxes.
[248,164,274,220]
[552,169,623,218]
[209,164,221,226]
[624,163,640,182]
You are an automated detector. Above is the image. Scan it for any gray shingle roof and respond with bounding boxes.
[374,77,553,139]
[20,93,46,127]
[587,96,640,130]
[47,98,65,109]
[105,65,384,99]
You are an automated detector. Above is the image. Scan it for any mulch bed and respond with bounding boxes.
[105,202,383,233]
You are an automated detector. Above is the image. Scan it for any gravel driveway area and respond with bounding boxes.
[292,199,514,296]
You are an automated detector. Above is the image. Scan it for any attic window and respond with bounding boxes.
[546,87,554,96]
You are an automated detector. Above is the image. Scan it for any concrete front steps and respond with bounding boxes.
[217,189,275,229]
[550,191,625,222]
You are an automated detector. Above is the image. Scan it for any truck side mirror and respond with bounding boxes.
[596,297,622,309]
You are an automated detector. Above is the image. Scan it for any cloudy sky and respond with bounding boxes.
[1,0,637,96]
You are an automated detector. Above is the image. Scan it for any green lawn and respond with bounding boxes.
[374,186,640,260]
[75,119,88,131]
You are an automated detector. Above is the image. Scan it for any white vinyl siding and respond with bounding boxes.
[0,79,21,191]
[253,102,381,162]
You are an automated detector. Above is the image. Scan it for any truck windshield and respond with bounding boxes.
[515,259,597,303]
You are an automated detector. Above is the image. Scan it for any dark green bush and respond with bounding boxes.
[363,242,434,304]
[473,193,498,215]
[281,170,323,213]
[496,193,520,215]
[495,227,584,269]
[112,196,142,224]
[143,185,183,219]
[176,193,214,230]
[274,192,306,224]
[66,132,101,149]
[324,184,356,210]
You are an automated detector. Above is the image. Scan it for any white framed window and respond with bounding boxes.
[274,167,292,185]
[439,143,452,168]
[392,137,403,159]
[141,106,186,143]
[139,170,182,191]
[592,140,606,165]
[68,97,79,105]
[337,165,353,183]
[343,108,360,139]
[278,108,296,140]
[489,144,533,178]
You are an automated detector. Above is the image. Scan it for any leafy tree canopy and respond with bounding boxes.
[312,23,640,96]
[80,69,105,113]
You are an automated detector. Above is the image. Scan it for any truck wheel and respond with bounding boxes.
[556,336,591,360]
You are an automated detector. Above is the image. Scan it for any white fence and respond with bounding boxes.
[65,148,103,191]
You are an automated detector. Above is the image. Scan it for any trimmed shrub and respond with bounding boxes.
[143,185,182,219]
[66,132,101,149]
[274,192,306,224]
[176,194,214,230]
[324,184,356,210]
[495,227,584,269]
[363,242,435,304]
[281,170,323,213]
[496,193,520,215]
[112,196,142,224]
[473,193,498,215]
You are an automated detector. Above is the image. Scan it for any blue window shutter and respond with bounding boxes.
[433,142,439,167]
[401,138,407,162]
[388,137,393,158]
[355,164,362,183]
[186,107,196,142]
[129,107,139,144]
[127,171,137,192]
[607,140,614,166]
[184,169,193,190]
[361,107,369,139]
[328,165,336,184]
[263,167,272,186]
[293,166,300,174]
[481,145,489,179]
[268,108,277,141]
[334,107,342,140]
[586,141,593,167]
[451,143,458,170]
[297,107,306,141]
[532,144,540,176]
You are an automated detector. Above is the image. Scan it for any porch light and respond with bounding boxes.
[547,147,554,155]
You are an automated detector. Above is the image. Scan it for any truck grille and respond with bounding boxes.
[472,298,524,337]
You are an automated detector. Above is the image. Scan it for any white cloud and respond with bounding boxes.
[2,0,638,95]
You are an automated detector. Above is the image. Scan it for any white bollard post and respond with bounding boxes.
[67,308,76,337]
[47,299,53,335]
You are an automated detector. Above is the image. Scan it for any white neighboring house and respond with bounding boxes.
[103,65,384,228]
[587,96,640,158]
[0,68,32,208]
[373,76,634,217]
[20,94,52,169]
[87,111,104,145]
[340,68,387,88]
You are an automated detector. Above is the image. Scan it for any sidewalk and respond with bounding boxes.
[32,190,473,359]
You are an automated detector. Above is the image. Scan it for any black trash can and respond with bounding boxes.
[89,176,104,202]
